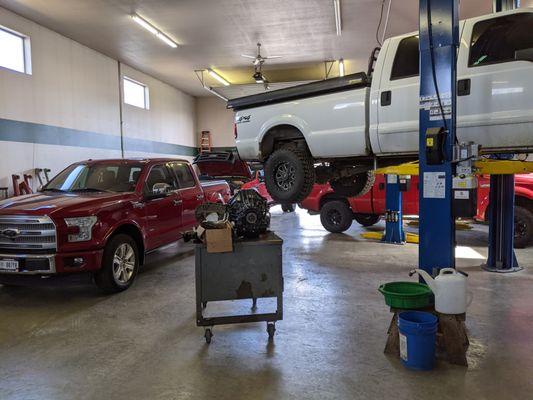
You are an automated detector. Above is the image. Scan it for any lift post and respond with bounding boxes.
[418,0,459,276]
[383,175,406,244]
[484,0,522,273]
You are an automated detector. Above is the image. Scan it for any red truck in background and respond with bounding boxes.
[0,158,230,293]
[299,174,533,248]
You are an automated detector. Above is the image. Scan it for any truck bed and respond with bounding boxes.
[227,72,369,111]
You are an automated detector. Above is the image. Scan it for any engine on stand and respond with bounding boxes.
[227,189,270,238]
[185,189,270,241]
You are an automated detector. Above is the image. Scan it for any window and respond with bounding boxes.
[44,163,143,193]
[171,162,196,188]
[390,36,419,80]
[469,13,533,67]
[0,26,31,74]
[123,77,149,109]
[144,164,176,194]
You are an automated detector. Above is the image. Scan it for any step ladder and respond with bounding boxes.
[200,131,212,153]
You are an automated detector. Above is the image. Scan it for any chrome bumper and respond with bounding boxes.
[0,253,56,275]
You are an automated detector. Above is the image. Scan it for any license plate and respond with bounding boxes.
[0,259,19,272]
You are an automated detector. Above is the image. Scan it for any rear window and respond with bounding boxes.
[171,162,196,189]
[390,36,419,80]
[469,13,533,67]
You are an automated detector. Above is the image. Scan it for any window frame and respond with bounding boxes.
[143,163,178,196]
[170,162,197,189]
[390,35,420,81]
[468,12,533,69]
[0,25,32,75]
[123,76,150,109]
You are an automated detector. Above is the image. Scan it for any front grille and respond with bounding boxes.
[0,216,57,251]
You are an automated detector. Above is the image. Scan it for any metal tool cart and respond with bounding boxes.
[195,232,283,343]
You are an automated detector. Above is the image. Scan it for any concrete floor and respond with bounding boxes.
[1,207,533,400]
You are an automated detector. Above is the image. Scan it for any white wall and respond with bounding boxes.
[121,64,196,152]
[195,96,236,149]
[0,7,197,196]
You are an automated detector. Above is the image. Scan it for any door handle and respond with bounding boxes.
[196,194,204,200]
[381,90,392,106]
[458,79,471,96]
[173,199,183,206]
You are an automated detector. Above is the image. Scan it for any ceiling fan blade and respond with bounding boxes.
[241,54,256,59]
[265,56,283,59]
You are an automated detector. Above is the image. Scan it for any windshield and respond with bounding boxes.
[44,163,143,193]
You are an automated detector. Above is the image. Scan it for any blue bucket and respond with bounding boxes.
[398,311,438,371]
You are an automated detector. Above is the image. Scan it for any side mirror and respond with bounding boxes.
[145,183,171,200]
[515,48,533,62]
[152,182,170,194]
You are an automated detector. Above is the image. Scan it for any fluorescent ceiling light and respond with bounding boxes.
[333,0,342,36]
[207,69,230,86]
[338,58,345,77]
[131,14,178,48]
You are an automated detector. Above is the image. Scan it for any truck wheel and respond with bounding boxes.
[281,203,295,213]
[320,200,353,233]
[264,147,315,203]
[354,213,381,227]
[95,234,140,294]
[330,171,375,198]
[514,206,533,248]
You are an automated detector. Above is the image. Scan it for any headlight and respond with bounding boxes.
[64,216,98,242]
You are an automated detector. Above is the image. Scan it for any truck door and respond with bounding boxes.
[170,162,204,231]
[456,12,533,151]
[143,163,182,249]
[375,34,421,154]
[375,22,466,155]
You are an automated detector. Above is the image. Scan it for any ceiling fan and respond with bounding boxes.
[241,43,281,89]
[241,42,282,66]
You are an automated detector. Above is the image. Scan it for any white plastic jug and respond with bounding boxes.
[410,268,473,314]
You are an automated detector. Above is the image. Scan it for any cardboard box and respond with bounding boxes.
[205,224,233,253]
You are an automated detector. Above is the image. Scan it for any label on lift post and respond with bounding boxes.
[423,172,446,199]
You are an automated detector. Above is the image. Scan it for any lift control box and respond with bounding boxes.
[453,175,477,218]
[425,127,447,165]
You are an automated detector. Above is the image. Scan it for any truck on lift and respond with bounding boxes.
[229,9,533,204]
[299,174,533,248]
[0,159,231,293]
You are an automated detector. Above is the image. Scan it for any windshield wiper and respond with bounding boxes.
[42,188,65,192]
[70,188,111,193]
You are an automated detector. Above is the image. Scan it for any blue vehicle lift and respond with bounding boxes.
[483,0,522,273]
[418,0,459,276]
[383,175,406,244]
[417,0,522,277]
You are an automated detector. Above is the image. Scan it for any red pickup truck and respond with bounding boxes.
[0,158,230,292]
[299,174,533,248]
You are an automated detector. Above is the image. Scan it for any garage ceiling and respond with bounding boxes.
[0,0,504,97]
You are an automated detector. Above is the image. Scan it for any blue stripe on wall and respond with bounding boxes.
[0,118,199,157]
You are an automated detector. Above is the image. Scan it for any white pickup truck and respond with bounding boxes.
[229,9,533,203]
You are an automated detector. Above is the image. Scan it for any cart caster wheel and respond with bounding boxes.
[204,328,213,344]
[267,323,276,339]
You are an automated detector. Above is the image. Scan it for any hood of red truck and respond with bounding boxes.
[195,160,252,179]
[193,152,252,180]
[0,192,134,218]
